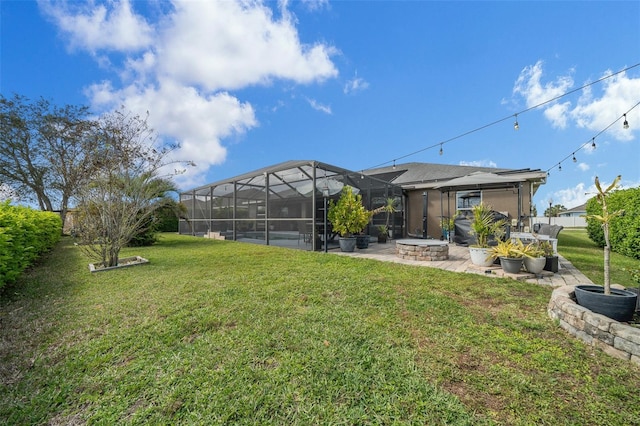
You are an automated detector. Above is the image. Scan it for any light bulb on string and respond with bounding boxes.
[572,153,577,163]
[439,144,443,156]
[392,160,396,170]
[623,113,629,129]
[591,138,596,149]
[558,163,562,172]
[514,114,519,130]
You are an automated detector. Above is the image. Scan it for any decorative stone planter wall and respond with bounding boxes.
[396,240,449,261]
[548,285,640,365]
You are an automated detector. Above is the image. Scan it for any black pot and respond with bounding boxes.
[378,234,388,243]
[544,256,559,273]
[574,285,638,322]
[356,235,370,249]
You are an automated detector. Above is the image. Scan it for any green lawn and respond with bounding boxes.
[557,228,640,288]
[1,233,639,425]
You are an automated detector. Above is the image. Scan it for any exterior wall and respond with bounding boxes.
[405,182,535,239]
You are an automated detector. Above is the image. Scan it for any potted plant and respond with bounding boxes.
[377,225,389,243]
[372,197,399,243]
[440,215,456,242]
[521,240,547,275]
[327,186,371,252]
[468,203,507,267]
[574,175,637,322]
[489,239,525,274]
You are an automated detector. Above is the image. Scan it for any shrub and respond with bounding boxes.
[0,202,62,290]
[586,186,640,260]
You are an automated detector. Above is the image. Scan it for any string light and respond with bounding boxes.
[392,160,396,170]
[623,113,629,129]
[572,153,577,163]
[558,163,562,172]
[513,114,519,130]
[591,138,596,149]
[439,144,443,155]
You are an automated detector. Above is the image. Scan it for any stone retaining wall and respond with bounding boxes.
[396,241,449,261]
[548,285,640,365]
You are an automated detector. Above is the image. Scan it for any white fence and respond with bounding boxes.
[528,216,587,229]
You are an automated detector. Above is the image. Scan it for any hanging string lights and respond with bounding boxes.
[360,63,639,175]
[544,103,638,175]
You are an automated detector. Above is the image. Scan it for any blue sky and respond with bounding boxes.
[1,0,639,214]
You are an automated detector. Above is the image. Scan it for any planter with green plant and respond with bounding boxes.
[574,175,637,322]
[488,239,525,274]
[440,214,457,242]
[521,240,547,275]
[327,186,371,252]
[372,197,399,243]
[468,203,507,267]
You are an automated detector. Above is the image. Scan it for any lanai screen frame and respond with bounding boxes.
[179,160,403,251]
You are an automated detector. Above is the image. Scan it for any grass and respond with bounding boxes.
[1,233,639,425]
[557,228,640,288]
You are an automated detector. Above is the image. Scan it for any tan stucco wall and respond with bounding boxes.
[404,183,534,238]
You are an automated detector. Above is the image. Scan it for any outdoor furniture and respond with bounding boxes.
[534,224,564,239]
[510,232,558,255]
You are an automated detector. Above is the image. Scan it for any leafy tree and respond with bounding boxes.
[544,204,566,217]
[74,109,190,267]
[0,94,98,226]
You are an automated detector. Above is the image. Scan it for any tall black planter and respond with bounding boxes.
[574,285,638,322]
[544,256,559,273]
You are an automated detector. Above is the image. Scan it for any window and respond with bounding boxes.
[456,190,481,210]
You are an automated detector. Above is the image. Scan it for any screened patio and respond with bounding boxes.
[179,160,403,251]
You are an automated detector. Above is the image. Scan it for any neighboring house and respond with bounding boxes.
[558,203,587,218]
[179,160,547,250]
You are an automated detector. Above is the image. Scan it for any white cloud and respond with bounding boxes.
[39,0,154,53]
[158,1,338,91]
[40,0,339,188]
[552,182,588,210]
[459,160,498,168]
[577,162,590,172]
[513,61,640,141]
[513,60,574,128]
[571,71,640,141]
[344,73,369,94]
[306,98,332,114]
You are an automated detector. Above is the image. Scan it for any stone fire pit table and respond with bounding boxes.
[395,239,449,261]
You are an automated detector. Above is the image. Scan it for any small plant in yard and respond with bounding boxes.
[586,175,623,295]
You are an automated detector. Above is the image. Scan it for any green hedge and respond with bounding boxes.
[586,186,640,260]
[0,202,62,290]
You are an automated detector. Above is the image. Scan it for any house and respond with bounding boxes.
[178,160,547,250]
[364,162,547,239]
[558,202,587,218]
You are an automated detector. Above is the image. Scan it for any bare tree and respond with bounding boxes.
[74,108,190,268]
[0,94,98,225]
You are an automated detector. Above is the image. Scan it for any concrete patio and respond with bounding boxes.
[333,239,593,287]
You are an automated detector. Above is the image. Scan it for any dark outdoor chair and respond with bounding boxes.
[536,224,564,239]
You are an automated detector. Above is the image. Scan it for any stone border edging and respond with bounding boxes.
[548,285,640,365]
